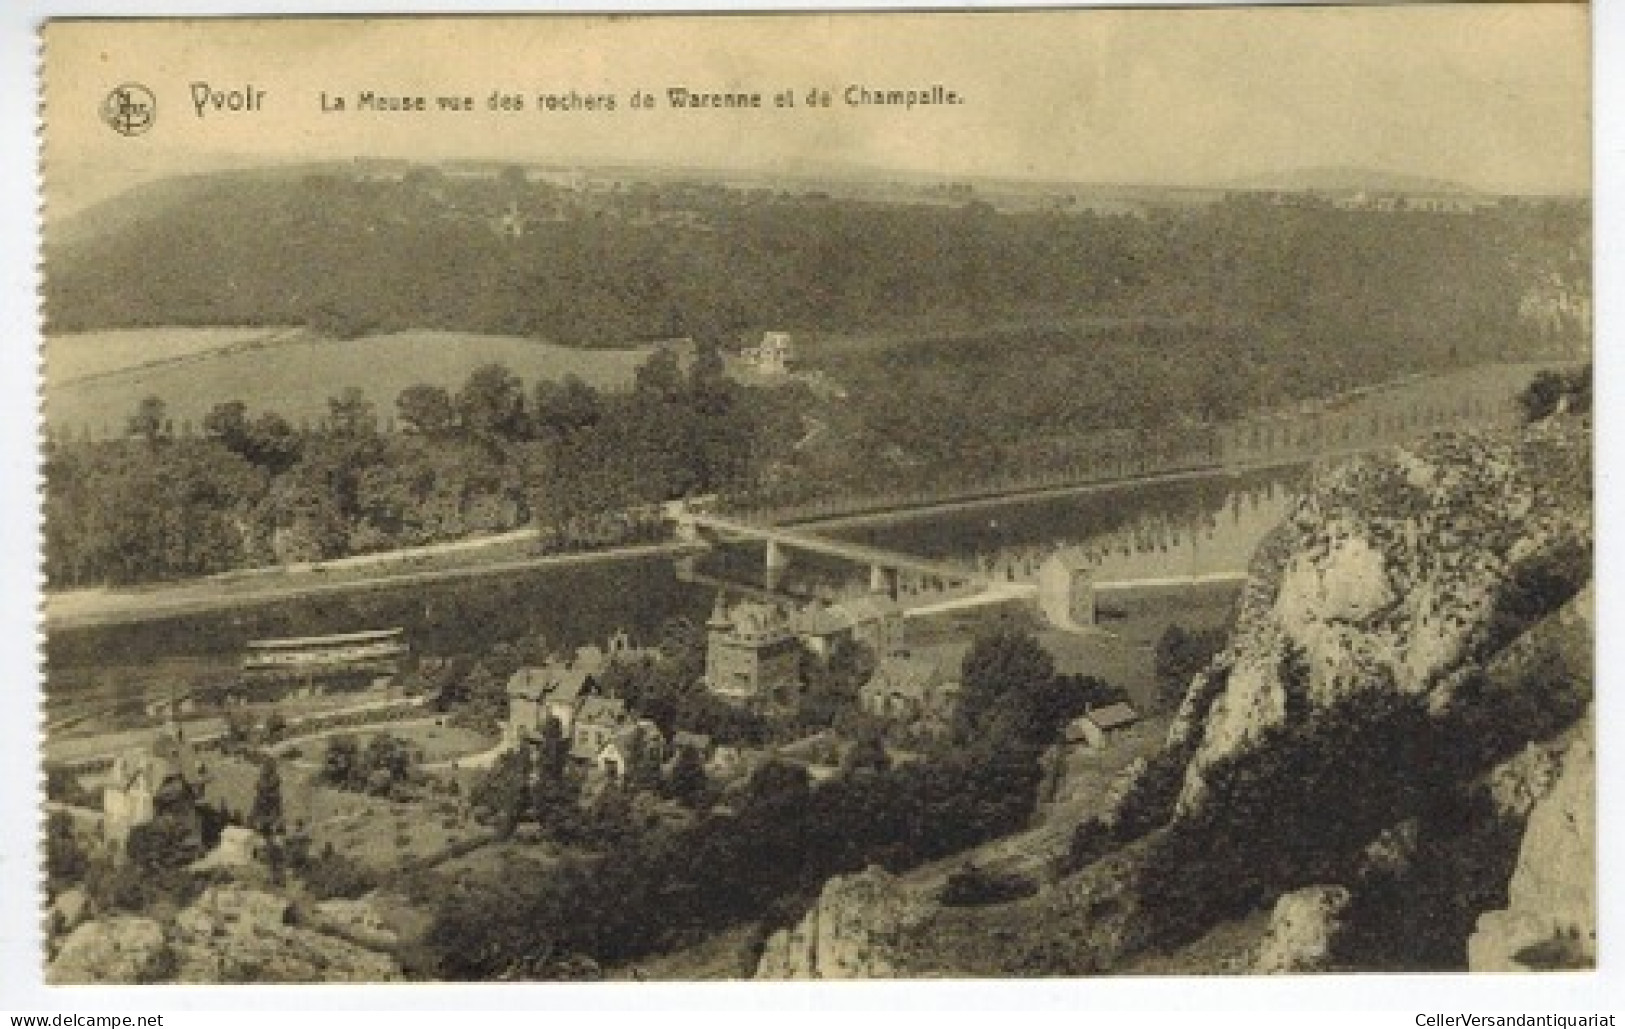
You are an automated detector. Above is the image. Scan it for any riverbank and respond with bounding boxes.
[45,355,1548,633]
[45,540,695,632]
[47,457,1305,633]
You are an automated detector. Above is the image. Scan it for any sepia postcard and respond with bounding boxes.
[29,6,1595,990]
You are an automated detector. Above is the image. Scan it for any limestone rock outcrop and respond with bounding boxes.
[48,916,168,984]
[1468,725,1595,972]
[1172,425,1590,815]
[1252,886,1351,973]
[189,825,267,873]
[168,885,402,983]
[49,886,402,984]
[311,896,401,951]
[755,866,929,979]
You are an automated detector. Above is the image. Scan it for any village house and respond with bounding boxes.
[570,697,629,761]
[775,730,845,783]
[669,731,713,761]
[703,595,802,704]
[706,744,763,782]
[594,719,665,780]
[740,331,793,375]
[794,595,902,660]
[503,667,553,745]
[1065,702,1141,749]
[102,731,210,850]
[504,642,616,744]
[504,662,597,743]
[859,647,964,725]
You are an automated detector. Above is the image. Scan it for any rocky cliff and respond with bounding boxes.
[1099,423,1590,972]
[48,885,402,984]
[755,866,931,979]
[1468,715,1595,971]
[1171,422,1590,814]
[754,419,1592,978]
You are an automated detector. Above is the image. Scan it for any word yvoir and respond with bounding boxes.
[33,6,1593,989]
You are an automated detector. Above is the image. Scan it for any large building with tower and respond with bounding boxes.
[703,595,803,703]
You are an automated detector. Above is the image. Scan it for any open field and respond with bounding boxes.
[909,579,1240,712]
[45,326,304,386]
[303,786,488,872]
[46,691,423,767]
[363,721,496,766]
[45,328,683,435]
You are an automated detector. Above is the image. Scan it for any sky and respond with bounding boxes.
[42,6,1590,219]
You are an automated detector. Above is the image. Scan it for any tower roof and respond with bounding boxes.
[708,591,733,629]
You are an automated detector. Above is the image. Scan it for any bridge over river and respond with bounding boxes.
[668,507,1251,626]
[666,361,1545,622]
[672,510,985,595]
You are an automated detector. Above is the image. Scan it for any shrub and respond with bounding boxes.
[298,845,380,901]
[938,862,1037,907]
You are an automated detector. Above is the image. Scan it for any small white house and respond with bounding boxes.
[742,332,793,375]
[1066,702,1140,749]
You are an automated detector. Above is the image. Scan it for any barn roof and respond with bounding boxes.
[506,667,553,697]
[575,696,626,727]
[1085,702,1140,731]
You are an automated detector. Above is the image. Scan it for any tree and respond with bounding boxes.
[127,395,169,448]
[1518,365,1591,423]
[534,375,601,437]
[397,384,457,438]
[202,400,251,453]
[452,662,506,731]
[688,340,732,415]
[326,387,379,439]
[1154,625,1227,712]
[484,641,522,684]
[658,616,705,681]
[475,748,530,839]
[322,735,361,789]
[955,627,1056,743]
[223,708,252,746]
[515,630,551,667]
[244,411,302,474]
[363,733,414,788]
[261,710,289,743]
[261,476,348,563]
[842,726,891,775]
[633,347,684,402]
[742,759,810,814]
[664,745,710,808]
[46,811,88,891]
[626,727,664,793]
[248,758,285,838]
[126,811,202,871]
[458,363,527,444]
[804,636,875,701]
[536,715,569,782]
[530,731,580,839]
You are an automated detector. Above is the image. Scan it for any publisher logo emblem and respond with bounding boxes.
[101,84,156,136]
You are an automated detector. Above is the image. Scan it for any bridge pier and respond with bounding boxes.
[672,514,702,544]
[869,564,895,597]
[765,539,789,572]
